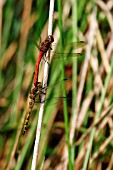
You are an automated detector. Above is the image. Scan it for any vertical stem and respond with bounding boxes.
[71,0,77,167]
[0,0,3,49]
[57,1,72,170]
[31,0,55,170]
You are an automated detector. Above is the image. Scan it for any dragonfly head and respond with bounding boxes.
[48,35,54,43]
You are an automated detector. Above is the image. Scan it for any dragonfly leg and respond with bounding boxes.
[30,38,40,50]
[39,35,42,46]
[39,94,45,103]
[40,90,46,95]
[43,55,47,63]
[42,54,50,65]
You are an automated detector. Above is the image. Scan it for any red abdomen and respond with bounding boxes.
[34,51,44,87]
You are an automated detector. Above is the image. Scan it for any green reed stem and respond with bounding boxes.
[57,1,72,170]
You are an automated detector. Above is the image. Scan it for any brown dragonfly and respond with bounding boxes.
[33,35,86,88]
[22,78,71,135]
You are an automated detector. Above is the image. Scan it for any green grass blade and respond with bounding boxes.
[57,1,72,170]
[72,0,78,168]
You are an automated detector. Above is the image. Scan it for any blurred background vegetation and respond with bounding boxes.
[0,0,113,170]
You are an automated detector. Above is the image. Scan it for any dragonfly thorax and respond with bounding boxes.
[39,35,54,53]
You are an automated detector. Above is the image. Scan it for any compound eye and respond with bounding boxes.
[48,35,54,42]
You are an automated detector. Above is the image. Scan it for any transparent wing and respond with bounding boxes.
[52,41,86,50]
[50,52,85,59]
[50,41,86,59]
[34,79,71,105]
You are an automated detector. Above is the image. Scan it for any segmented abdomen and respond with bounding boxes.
[22,83,42,135]
[34,51,44,87]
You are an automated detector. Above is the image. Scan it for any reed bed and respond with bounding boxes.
[0,0,113,170]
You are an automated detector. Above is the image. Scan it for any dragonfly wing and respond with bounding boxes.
[50,52,85,59]
[52,41,86,50]
[34,79,71,105]
[35,78,69,94]
[35,96,70,107]
[50,41,86,59]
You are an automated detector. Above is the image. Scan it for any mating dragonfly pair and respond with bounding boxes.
[22,35,86,135]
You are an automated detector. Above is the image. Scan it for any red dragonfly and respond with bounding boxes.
[22,35,86,135]
[33,35,86,88]
[33,35,54,87]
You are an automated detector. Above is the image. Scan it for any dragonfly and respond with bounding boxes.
[32,35,86,88]
[22,78,71,135]
[33,35,54,87]
[22,35,86,135]
[22,82,42,135]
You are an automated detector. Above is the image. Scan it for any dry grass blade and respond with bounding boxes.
[90,131,113,164]
[77,9,97,112]
[1,42,17,69]
[77,91,94,128]
[76,104,113,145]
[96,20,110,73]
